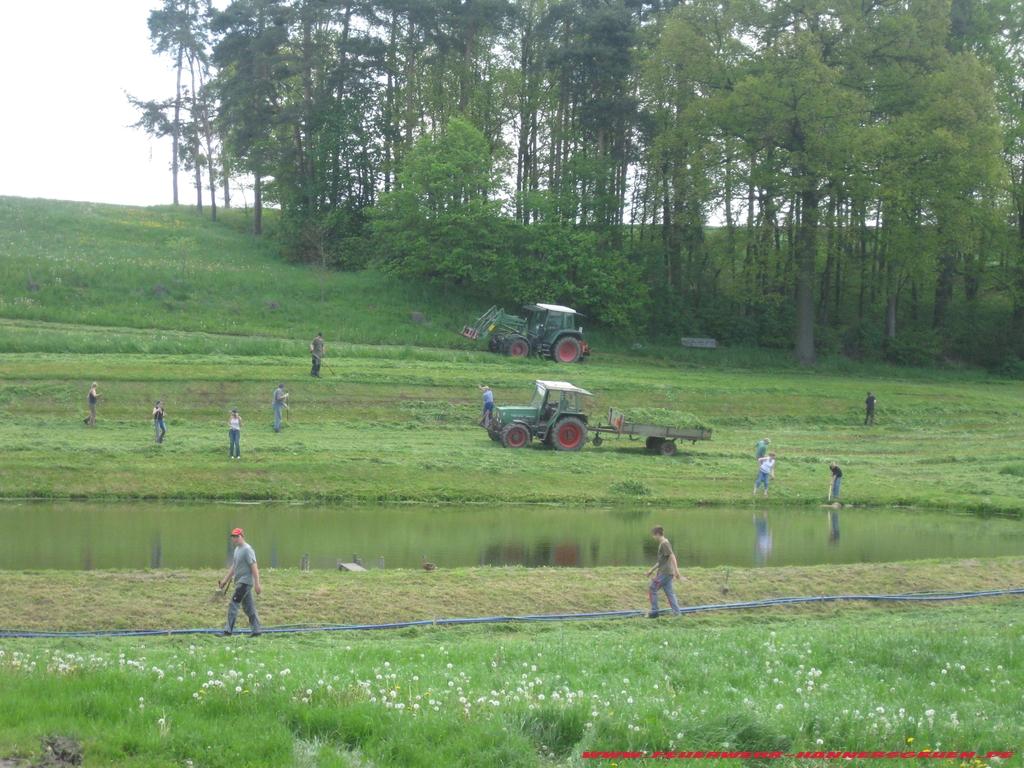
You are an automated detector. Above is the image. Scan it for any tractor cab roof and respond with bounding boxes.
[524,303,582,316]
[535,380,593,396]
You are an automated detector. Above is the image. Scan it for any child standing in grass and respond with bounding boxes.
[85,382,100,426]
[152,400,166,443]
[272,384,288,433]
[228,409,242,459]
[754,452,776,496]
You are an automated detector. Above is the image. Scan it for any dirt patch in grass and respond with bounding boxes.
[36,737,81,768]
[0,737,84,768]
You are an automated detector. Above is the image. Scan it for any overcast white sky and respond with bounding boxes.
[0,1,180,207]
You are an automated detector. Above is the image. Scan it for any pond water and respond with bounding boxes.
[0,501,1021,571]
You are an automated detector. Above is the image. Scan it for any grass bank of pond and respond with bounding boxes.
[0,557,1020,631]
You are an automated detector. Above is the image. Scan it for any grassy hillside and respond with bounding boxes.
[0,197,479,349]
[1,197,1023,511]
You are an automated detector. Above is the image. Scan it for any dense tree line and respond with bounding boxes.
[132,0,1024,368]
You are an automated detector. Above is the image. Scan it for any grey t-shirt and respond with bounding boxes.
[273,387,285,407]
[233,543,257,585]
[656,538,676,577]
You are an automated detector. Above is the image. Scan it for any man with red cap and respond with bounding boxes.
[218,528,262,636]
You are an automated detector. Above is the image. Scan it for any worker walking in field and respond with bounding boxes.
[310,332,325,378]
[219,527,262,636]
[228,409,242,459]
[272,383,289,432]
[647,526,683,617]
[755,437,771,459]
[85,382,100,427]
[754,452,776,496]
[152,400,166,443]
[864,392,877,425]
[479,385,494,427]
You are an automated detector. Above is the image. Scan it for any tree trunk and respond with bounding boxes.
[886,292,897,339]
[222,154,231,208]
[172,45,183,205]
[795,185,819,365]
[515,21,531,224]
[933,248,956,328]
[253,174,263,236]
[189,54,202,213]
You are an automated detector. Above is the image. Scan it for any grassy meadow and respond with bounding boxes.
[0,604,1020,767]
[1,350,1023,512]
[0,197,1022,766]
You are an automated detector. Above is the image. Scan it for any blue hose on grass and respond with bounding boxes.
[0,587,1020,639]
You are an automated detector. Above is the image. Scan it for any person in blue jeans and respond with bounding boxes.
[647,526,683,617]
[272,383,288,432]
[228,409,242,459]
[754,452,776,496]
[152,400,166,443]
[479,385,494,427]
[829,462,842,501]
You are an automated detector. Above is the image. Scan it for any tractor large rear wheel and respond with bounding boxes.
[501,423,531,448]
[553,417,587,451]
[505,336,530,358]
[552,336,582,363]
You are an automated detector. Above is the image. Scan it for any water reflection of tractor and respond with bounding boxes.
[486,380,712,454]
[461,304,590,363]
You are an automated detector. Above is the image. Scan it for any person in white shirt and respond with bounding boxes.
[228,409,242,459]
[754,452,776,496]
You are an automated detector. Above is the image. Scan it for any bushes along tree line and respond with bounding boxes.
[131,0,1024,368]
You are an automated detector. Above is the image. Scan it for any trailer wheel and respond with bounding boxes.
[552,336,582,363]
[659,440,677,457]
[553,417,587,451]
[501,423,531,448]
[645,437,663,451]
[505,337,530,358]
[592,434,603,447]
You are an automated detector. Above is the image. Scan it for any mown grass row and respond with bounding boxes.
[0,602,1020,767]
[0,557,1020,631]
[1,351,1022,512]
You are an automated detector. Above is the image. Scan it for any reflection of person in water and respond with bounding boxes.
[753,513,773,565]
[828,510,841,545]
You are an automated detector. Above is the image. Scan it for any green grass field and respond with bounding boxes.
[1,351,1022,512]
[0,197,1022,767]
[0,604,1019,767]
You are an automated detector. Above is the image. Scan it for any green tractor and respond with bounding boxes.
[486,380,592,450]
[461,304,590,363]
